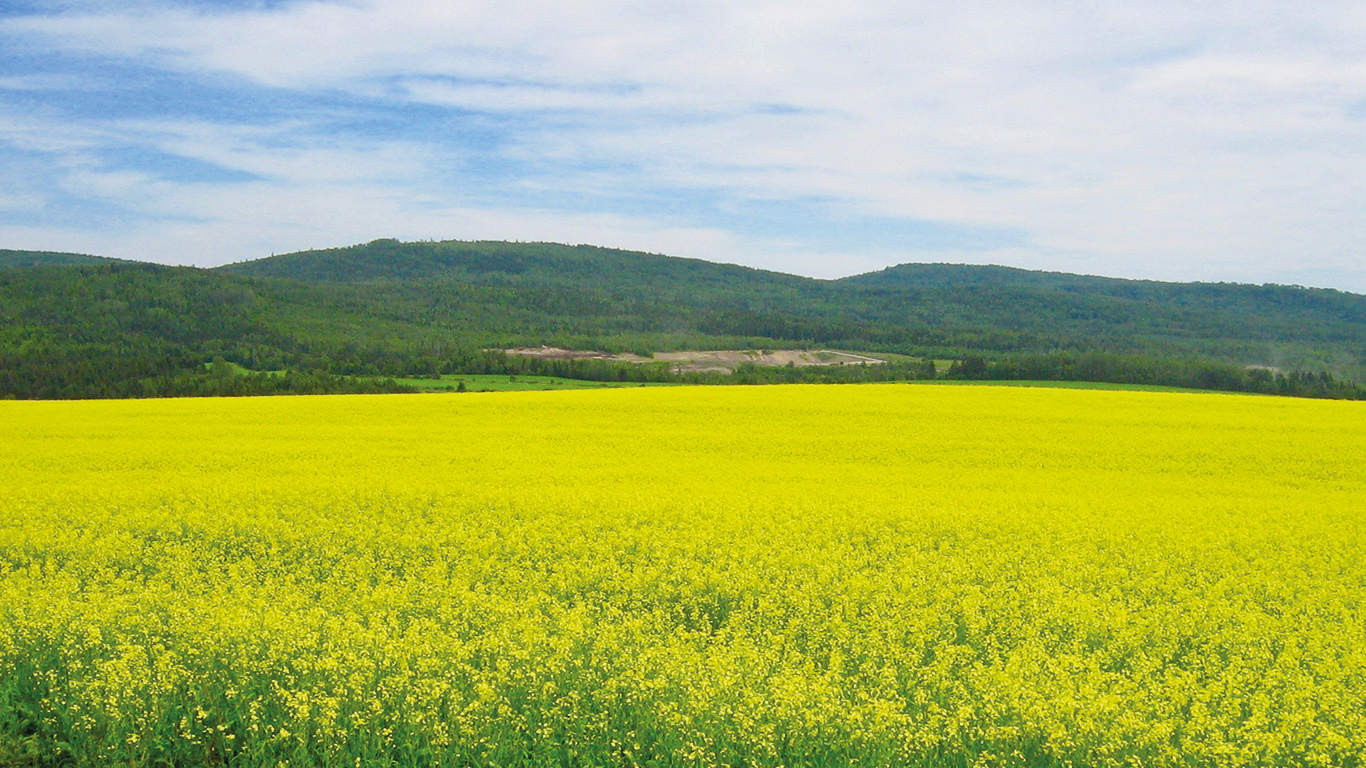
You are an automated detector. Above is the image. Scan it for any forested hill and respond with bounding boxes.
[847,262,1366,326]
[839,262,1366,369]
[220,239,810,296]
[2,238,1365,399]
[0,249,126,269]
[221,239,1366,374]
[847,262,1154,288]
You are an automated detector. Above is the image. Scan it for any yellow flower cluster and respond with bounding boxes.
[1,384,1363,766]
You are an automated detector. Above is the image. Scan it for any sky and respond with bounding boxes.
[1,1,1364,289]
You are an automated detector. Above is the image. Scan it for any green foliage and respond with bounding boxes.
[0,249,124,269]
[944,352,1366,400]
[2,239,1365,399]
[226,240,1366,377]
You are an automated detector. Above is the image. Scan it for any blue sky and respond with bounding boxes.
[1,0,1364,288]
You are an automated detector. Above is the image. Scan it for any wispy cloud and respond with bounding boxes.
[1,0,1365,289]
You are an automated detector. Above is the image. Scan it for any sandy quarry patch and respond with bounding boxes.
[502,347,886,374]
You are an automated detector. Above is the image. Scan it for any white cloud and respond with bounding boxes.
[0,182,808,275]
[3,0,1366,289]
[0,191,44,212]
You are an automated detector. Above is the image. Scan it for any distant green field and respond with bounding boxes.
[391,373,674,392]
[207,361,281,377]
[912,379,1216,394]
[233,363,1222,395]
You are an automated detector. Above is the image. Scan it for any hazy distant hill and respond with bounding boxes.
[845,262,1125,289]
[839,262,1366,368]
[220,239,811,297]
[2,238,1364,398]
[0,249,125,269]
[219,239,1366,371]
[847,262,1366,323]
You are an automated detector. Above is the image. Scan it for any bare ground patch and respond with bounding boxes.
[502,347,886,374]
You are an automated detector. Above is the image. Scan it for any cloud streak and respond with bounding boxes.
[1,0,1365,288]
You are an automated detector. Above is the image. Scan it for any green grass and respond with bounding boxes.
[390,374,676,392]
[910,379,1222,394]
[209,361,1252,397]
[206,360,283,377]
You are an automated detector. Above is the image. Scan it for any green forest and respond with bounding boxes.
[2,240,1363,399]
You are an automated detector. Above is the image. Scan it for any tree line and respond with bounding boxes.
[3,256,1365,400]
[945,353,1366,399]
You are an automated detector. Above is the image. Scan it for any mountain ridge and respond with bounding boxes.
[2,237,1363,398]
[222,237,1362,296]
[0,248,129,269]
[11,239,1359,298]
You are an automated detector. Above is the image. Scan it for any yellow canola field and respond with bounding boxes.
[1,384,1364,767]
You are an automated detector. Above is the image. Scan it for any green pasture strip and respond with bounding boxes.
[390,373,676,391]
[206,360,285,377]
[910,379,1221,394]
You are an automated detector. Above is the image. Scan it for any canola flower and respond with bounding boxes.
[0,384,1363,767]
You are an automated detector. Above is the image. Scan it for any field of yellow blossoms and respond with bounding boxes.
[1,384,1364,767]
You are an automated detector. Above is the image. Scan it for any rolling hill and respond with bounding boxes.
[221,239,1366,373]
[0,248,127,269]
[2,238,1363,398]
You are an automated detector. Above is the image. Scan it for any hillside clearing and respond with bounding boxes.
[503,346,887,373]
